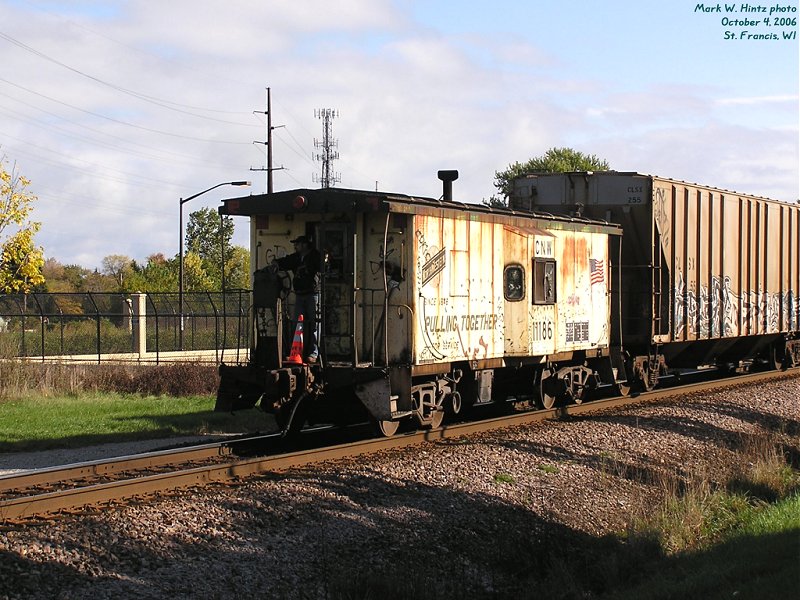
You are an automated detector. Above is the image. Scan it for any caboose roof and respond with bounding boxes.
[219,186,622,235]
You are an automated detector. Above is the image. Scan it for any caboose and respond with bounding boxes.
[512,171,800,389]
[215,172,624,434]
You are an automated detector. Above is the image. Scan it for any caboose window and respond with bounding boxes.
[503,264,525,301]
[319,226,346,280]
[533,259,556,304]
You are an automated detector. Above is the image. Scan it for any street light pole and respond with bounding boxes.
[179,180,250,350]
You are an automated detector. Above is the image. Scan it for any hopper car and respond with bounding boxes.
[512,171,800,389]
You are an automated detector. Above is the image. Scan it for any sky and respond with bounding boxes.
[1,0,798,269]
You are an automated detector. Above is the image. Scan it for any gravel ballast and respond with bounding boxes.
[1,376,798,599]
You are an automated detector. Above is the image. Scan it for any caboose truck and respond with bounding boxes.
[215,172,625,436]
[512,171,800,390]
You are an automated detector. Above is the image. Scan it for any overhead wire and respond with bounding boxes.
[0,101,244,170]
[0,29,256,126]
[1,134,187,190]
[0,77,253,145]
[17,0,261,99]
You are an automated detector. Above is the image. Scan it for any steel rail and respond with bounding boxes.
[0,434,280,494]
[1,368,797,521]
[0,442,232,494]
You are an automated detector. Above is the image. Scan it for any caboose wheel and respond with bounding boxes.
[376,419,400,437]
[428,409,445,429]
[541,390,557,409]
[539,370,560,409]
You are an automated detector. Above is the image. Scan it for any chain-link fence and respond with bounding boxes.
[0,290,252,364]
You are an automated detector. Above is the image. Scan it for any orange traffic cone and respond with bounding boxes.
[285,315,304,364]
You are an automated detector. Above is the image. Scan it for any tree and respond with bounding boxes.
[101,254,134,290]
[0,156,44,293]
[224,245,251,290]
[126,253,178,292]
[185,207,249,290]
[490,147,611,204]
[185,207,234,282]
[39,258,85,313]
[44,260,98,293]
[42,258,87,292]
[182,251,214,291]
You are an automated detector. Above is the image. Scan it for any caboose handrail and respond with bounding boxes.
[353,286,386,367]
[382,213,390,367]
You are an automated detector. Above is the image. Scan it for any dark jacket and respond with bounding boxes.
[276,250,320,294]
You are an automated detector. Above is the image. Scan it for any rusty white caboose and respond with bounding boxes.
[216,172,624,435]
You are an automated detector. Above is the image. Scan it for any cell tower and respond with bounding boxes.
[313,109,341,188]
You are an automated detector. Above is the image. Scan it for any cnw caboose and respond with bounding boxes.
[215,172,625,434]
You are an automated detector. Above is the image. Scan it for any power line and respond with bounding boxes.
[0,101,243,170]
[0,30,256,126]
[17,0,263,95]
[0,77,252,144]
[273,125,316,167]
[0,133,192,190]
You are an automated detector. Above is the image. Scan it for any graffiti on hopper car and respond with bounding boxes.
[673,270,799,338]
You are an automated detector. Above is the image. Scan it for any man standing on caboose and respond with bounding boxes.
[273,235,320,362]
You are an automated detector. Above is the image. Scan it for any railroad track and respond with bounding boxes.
[2,368,797,522]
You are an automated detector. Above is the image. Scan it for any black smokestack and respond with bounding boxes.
[438,170,458,202]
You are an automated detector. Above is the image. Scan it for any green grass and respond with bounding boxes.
[606,494,800,600]
[537,463,559,474]
[493,472,515,484]
[0,393,269,452]
[593,443,800,600]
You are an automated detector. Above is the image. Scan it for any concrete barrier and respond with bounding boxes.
[19,348,250,365]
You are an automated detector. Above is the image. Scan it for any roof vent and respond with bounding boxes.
[437,170,459,202]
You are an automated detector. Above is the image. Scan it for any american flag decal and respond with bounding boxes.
[589,258,604,286]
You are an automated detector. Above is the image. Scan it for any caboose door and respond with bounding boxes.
[502,227,532,356]
[316,223,354,360]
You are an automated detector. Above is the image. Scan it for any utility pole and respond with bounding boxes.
[252,87,284,193]
[313,108,341,188]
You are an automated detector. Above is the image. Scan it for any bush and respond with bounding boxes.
[0,360,219,399]
[92,362,220,396]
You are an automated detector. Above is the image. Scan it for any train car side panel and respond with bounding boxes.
[409,213,614,366]
[552,228,611,353]
[721,194,742,338]
[412,214,503,365]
